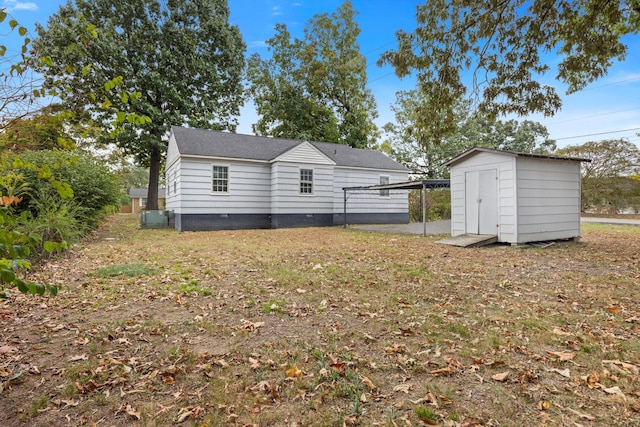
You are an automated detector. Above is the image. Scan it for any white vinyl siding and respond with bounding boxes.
[333,168,408,214]
[273,141,335,165]
[176,159,271,214]
[271,162,333,214]
[515,157,581,243]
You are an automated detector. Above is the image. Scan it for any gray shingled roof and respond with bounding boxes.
[171,126,408,171]
[129,188,166,198]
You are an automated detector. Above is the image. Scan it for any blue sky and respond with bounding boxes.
[4,0,640,148]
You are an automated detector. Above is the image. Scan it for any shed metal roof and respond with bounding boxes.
[343,179,450,191]
[443,147,591,167]
[171,126,409,171]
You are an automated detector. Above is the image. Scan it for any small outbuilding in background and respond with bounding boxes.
[443,147,590,245]
[127,188,166,214]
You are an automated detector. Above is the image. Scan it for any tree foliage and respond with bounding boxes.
[556,139,640,211]
[35,0,246,209]
[383,90,556,178]
[0,106,75,153]
[0,9,44,132]
[247,24,339,143]
[248,1,378,148]
[379,0,640,145]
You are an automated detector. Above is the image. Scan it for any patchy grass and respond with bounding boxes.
[0,215,639,426]
[96,263,154,277]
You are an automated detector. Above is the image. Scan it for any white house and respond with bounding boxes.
[444,147,590,244]
[165,126,409,231]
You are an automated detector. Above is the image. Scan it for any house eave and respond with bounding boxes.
[178,154,270,164]
[443,147,591,167]
[334,165,409,173]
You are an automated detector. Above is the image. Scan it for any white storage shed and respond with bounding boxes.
[444,148,590,245]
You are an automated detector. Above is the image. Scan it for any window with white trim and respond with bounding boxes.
[212,165,229,193]
[140,197,147,207]
[379,175,389,197]
[173,170,177,195]
[300,169,313,194]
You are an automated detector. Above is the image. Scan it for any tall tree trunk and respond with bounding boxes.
[146,144,161,210]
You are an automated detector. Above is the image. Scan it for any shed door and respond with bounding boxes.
[465,169,498,235]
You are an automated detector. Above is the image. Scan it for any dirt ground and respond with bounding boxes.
[0,215,638,426]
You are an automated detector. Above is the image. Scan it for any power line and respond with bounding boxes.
[548,108,640,125]
[580,77,640,92]
[555,127,640,141]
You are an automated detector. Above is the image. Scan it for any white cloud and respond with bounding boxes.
[272,5,283,16]
[2,0,38,12]
[249,40,267,48]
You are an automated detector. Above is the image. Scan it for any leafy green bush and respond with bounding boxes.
[0,206,60,298]
[15,189,87,252]
[409,189,451,222]
[11,149,121,226]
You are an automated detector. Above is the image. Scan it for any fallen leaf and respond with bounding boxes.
[603,386,627,400]
[384,344,407,354]
[430,366,455,376]
[214,359,229,368]
[330,362,346,376]
[492,371,510,382]
[68,354,88,362]
[393,383,412,394]
[537,400,550,410]
[550,368,571,378]
[118,403,140,420]
[285,365,302,379]
[546,351,576,361]
[585,371,600,388]
[444,357,464,369]
[0,345,18,355]
[360,375,377,390]
[603,360,639,375]
[342,414,359,426]
[567,408,596,420]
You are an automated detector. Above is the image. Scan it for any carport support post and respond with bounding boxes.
[343,188,347,228]
[422,182,427,237]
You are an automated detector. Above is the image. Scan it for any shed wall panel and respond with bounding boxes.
[515,157,581,242]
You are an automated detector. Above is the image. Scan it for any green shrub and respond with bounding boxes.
[11,150,121,226]
[15,189,87,252]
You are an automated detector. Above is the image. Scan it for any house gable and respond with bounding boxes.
[271,141,336,165]
[166,133,180,168]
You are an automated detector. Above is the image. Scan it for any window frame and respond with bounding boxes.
[379,175,390,197]
[211,164,229,194]
[299,168,314,195]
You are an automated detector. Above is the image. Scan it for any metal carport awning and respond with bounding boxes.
[342,179,450,236]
